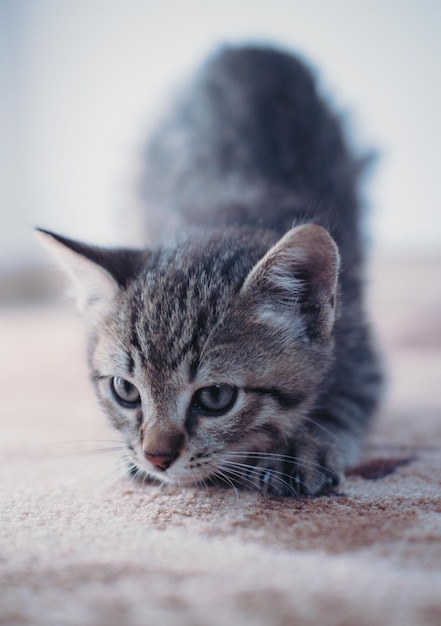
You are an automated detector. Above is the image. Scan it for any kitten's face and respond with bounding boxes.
[37,225,339,488]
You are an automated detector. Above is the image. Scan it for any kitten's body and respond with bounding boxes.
[39,46,382,497]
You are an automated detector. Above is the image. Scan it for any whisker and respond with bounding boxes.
[224,450,328,472]
[127,461,151,484]
[194,472,212,494]
[218,460,292,497]
[302,415,341,443]
[211,469,240,500]
[4,439,124,457]
[114,457,145,483]
[40,446,125,462]
[216,464,259,493]
[221,459,301,496]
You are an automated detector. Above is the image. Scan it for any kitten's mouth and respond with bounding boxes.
[131,452,217,487]
[131,437,279,489]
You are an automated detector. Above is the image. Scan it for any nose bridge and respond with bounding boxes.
[143,420,184,456]
[141,377,187,468]
[142,395,185,457]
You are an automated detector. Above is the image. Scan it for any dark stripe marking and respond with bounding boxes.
[243,387,305,410]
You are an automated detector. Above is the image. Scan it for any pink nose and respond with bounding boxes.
[144,452,176,471]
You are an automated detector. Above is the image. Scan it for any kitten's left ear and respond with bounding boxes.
[241,224,340,341]
[36,229,147,316]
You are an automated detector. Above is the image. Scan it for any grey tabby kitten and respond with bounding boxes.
[38,45,382,497]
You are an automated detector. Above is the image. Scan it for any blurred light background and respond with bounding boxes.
[1,0,440,285]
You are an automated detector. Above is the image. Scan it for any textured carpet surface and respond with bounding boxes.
[1,256,440,626]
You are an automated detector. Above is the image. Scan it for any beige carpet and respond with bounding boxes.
[1,255,440,626]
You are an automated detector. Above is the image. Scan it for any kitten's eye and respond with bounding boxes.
[192,385,237,415]
[111,376,141,408]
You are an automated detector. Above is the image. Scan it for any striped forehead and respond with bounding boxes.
[128,284,217,373]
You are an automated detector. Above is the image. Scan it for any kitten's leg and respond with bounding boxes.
[250,429,344,497]
[248,326,383,497]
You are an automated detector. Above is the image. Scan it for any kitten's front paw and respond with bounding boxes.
[248,434,343,497]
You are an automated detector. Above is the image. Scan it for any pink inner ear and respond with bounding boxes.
[241,224,340,340]
[35,229,120,315]
[288,224,340,298]
[242,224,339,298]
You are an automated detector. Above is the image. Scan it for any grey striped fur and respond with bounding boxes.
[38,45,383,496]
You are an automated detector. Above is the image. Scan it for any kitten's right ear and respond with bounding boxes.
[240,224,340,341]
[35,228,146,316]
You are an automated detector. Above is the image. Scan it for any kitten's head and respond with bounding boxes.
[37,224,339,487]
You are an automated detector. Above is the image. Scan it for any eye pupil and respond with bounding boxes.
[111,376,141,407]
[192,384,237,415]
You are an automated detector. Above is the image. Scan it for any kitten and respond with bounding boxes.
[37,45,383,497]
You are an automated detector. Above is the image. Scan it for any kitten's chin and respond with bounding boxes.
[149,472,213,489]
[130,460,215,488]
